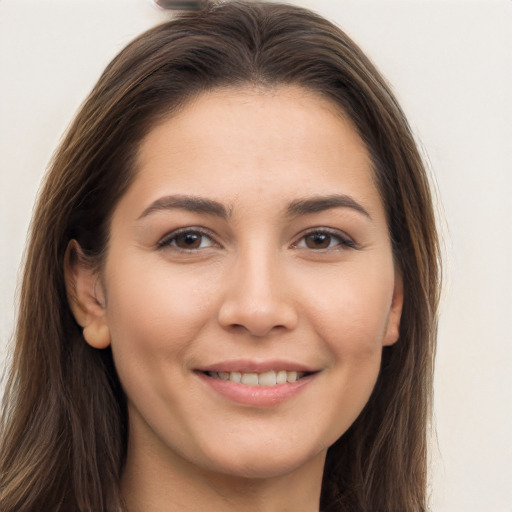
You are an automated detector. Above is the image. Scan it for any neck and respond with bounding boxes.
[121,431,325,512]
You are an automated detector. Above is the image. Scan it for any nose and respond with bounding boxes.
[217,251,299,337]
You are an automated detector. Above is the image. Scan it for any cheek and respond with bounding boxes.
[104,260,220,381]
[300,263,395,355]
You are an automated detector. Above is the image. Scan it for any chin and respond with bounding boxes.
[195,442,326,480]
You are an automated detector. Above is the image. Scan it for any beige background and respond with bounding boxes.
[1,1,511,510]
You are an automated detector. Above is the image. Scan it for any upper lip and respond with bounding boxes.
[196,359,318,374]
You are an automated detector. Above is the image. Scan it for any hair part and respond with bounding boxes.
[0,2,440,511]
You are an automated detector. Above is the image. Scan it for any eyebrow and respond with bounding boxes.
[137,193,370,222]
[286,194,371,219]
[138,195,230,220]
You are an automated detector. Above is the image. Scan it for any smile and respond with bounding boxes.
[205,370,307,386]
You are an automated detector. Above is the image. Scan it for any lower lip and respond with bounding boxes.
[197,372,315,407]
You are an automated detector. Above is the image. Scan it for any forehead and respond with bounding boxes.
[126,85,385,224]
[139,86,363,160]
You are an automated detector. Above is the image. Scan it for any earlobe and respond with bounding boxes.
[382,270,404,347]
[83,323,111,350]
[64,240,111,349]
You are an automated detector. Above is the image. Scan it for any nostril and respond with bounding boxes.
[223,322,289,338]
[218,298,299,336]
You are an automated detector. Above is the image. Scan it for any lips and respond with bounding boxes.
[196,360,318,405]
[197,359,316,374]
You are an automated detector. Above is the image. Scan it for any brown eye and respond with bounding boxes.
[175,232,203,249]
[294,230,355,251]
[158,230,215,250]
[304,233,333,249]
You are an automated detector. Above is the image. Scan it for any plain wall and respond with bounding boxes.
[1,1,511,510]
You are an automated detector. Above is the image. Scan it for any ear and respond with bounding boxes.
[382,269,404,347]
[64,240,111,349]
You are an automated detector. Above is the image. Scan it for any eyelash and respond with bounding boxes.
[292,228,357,251]
[157,227,357,252]
[157,227,218,251]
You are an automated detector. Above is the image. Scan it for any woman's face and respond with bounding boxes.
[82,86,402,479]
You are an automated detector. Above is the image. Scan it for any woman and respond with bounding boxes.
[0,2,440,511]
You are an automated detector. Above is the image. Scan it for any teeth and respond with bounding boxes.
[258,371,277,386]
[241,372,259,385]
[287,371,298,383]
[207,370,306,386]
[229,371,241,383]
[276,370,287,384]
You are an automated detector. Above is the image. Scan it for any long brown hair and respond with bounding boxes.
[0,2,440,511]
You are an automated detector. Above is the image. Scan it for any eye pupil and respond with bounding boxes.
[306,233,331,249]
[177,233,202,248]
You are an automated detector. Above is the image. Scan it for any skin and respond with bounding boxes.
[66,86,403,512]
